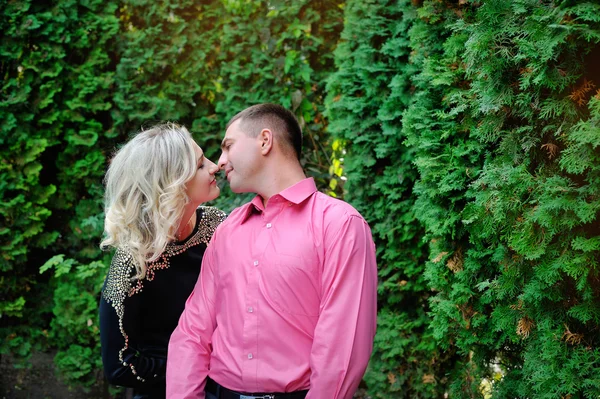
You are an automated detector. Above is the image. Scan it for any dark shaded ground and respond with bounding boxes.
[0,351,108,399]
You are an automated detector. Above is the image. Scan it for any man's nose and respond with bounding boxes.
[217,153,227,170]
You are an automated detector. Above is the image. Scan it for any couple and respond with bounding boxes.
[99,104,378,399]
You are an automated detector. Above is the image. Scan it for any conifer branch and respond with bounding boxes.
[568,78,595,106]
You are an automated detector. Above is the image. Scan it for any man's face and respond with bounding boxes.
[218,119,262,193]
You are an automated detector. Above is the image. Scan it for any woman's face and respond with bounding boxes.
[186,142,220,206]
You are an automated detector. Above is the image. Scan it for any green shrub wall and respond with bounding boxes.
[329,0,600,397]
[326,1,462,397]
[1,2,120,382]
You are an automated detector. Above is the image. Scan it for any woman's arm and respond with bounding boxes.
[99,249,166,389]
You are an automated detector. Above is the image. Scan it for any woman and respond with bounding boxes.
[99,123,225,398]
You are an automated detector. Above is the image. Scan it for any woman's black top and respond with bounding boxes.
[99,206,226,399]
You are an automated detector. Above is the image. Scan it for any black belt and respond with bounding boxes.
[205,377,308,399]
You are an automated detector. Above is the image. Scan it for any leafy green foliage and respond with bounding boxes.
[407,0,600,397]
[327,0,461,396]
[330,0,600,397]
[40,255,108,387]
[1,0,119,378]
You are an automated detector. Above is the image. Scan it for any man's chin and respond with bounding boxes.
[230,186,247,194]
[229,183,252,194]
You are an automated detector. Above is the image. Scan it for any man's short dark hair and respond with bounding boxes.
[227,103,302,160]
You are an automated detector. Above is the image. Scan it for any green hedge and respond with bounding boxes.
[329,0,600,397]
[1,2,119,381]
[326,1,460,396]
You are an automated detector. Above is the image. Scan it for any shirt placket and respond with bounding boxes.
[241,199,283,392]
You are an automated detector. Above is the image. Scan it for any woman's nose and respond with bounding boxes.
[207,159,219,174]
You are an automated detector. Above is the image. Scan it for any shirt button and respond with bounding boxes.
[266,223,272,228]
[253,260,259,266]
[248,353,253,359]
[248,307,253,313]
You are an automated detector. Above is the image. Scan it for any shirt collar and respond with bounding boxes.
[241,178,317,223]
[279,177,317,204]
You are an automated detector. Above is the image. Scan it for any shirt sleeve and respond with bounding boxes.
[99,250,167,389]
[166,231,219,398]
[307,214,378,399]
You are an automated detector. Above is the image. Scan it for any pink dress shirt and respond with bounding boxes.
[167,178,377,398]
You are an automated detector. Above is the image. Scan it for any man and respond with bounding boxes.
[167,104,377,399]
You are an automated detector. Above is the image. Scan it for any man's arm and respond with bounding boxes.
[307,213,378,399]
[166,234,220,398]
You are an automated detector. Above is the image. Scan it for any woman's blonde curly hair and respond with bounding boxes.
[100,123,198,279]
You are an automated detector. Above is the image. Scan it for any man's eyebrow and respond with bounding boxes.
[220,138,231,150]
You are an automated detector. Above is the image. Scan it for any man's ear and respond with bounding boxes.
[258,128,273,155]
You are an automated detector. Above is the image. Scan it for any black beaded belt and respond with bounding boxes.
[206,377,308,399]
